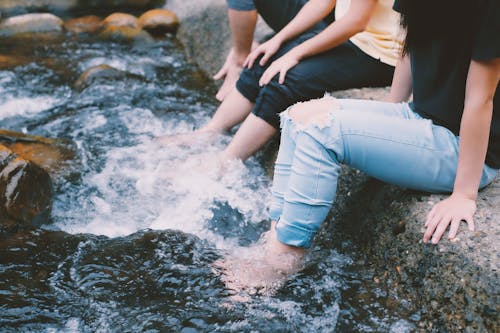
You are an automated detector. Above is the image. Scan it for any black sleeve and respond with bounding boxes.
[473,0,500,61]
[392,0,402,13]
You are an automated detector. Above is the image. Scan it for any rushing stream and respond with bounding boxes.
[0,28,418,332]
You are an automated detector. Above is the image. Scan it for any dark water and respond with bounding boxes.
[0,30,417,332]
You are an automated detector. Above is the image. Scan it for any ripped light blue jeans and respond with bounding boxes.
[269,97,499,248]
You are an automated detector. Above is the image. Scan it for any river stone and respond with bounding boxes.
[74,64,146,91]
[138,9,179,35]
[0,129,75,176]
[0,55,29,69]
[0,0,165,17]
[103,13,138,29]
[64,15,102,34]
[0,13,63,37]
[99,25,153,43]
[0,144,52,229]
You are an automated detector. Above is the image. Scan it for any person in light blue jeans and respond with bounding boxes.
[219,0,499,290]
[270,97,498,248]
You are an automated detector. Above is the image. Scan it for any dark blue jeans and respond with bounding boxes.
[236,0,394,128]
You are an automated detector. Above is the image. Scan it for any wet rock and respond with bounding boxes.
[166,0,272,78]
[0,144,52,230]
[0,129,75,176]
[103,12,138,29]
[0,1,165,17]
[0,13,63,37]
[0,54,29,69]
[64,15,102,34]
[138,9,179,35]
[99,25,153,43]
[74,64,146,91]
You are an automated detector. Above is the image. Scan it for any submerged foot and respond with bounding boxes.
[214,225,306,296]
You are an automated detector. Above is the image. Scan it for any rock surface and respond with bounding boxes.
[0,0,165,17]
[0,144,52,231]
[0,130,75,176]
[165,0,272,78]
[74,64,146,90]
[103,12,138,28]
[138,8,179,35]
[64,15,102,34]
[0,13,63,37]
[99,25,152,43]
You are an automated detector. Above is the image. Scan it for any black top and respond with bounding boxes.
[394,0,500,168]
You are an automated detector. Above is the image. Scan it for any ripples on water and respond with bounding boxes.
[0,33,417,332]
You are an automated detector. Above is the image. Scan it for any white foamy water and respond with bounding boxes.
[0,95,61,120]
[54,128,270,251]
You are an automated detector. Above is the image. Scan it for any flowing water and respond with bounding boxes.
[0,30,419,332]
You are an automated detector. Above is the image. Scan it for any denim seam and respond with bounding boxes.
[324,130,451,152]
[278,218,314,236]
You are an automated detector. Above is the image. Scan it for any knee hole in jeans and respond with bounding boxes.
[289,96,339,128]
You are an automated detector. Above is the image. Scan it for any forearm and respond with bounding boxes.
[453,59,499,199]
[454,105,493,199]
[228,9,258,64]
[274,0,335,44]
[386,54,412,102]
[288,0,376,60]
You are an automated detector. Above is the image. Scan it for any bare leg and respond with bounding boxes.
[156,89,254,146]
[223,113,277,161]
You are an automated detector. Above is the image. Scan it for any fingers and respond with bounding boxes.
[213,64,228,80]
[465,215,475,232]
[423,214,442,243]
[244,49,262,69]
[278,67,289,84]
[425,205,438,227]
[431,218,450,244]
[448,217,461,239]
[259,66,278,86]
[259,50,273,67]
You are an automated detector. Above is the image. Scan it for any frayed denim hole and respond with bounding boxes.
[280,108,304,133]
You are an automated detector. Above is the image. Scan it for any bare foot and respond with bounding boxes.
[215,223,306,296]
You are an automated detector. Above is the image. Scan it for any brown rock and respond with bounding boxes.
[0,55,29,69]
[99,25,153,43]
[74,64,146,91]
[0,144,52,229]
[0,13,63,37]
[103,13,138,29]
[0,130,75,176]
[64,15,103,34]
[138,9,179,35]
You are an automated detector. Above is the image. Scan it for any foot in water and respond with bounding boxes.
[215,222,306,296]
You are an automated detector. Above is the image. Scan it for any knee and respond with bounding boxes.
[288,96,338,127]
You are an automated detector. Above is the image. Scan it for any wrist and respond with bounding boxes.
[451,189,478,201]
[288,47,304,61]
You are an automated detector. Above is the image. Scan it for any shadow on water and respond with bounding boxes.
[0,28,417,332]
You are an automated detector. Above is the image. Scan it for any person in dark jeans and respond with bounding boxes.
[158,0,403,161]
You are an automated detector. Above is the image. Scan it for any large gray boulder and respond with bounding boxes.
[166,0,271,78]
